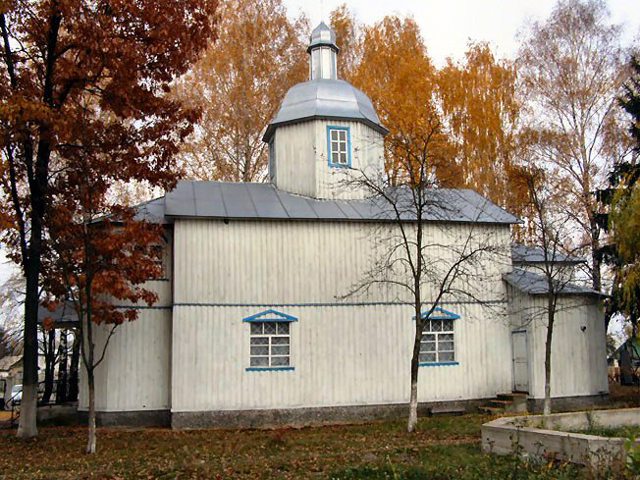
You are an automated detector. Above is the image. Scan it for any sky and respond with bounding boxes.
[283,0,640,66]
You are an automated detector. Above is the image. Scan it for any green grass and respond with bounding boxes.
[0,414,593,479]
[567,424,640,439]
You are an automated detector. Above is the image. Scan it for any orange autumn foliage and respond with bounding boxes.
[438,42,528,216]
[174,0,308,182]
[349,16,455,186]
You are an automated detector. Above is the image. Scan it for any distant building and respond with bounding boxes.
[79,23,608,428]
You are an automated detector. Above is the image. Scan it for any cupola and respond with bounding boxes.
[263,23,388,200]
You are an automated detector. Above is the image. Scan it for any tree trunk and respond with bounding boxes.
[407,318,422,433]
[86,368,96,454]
[56,331,68,404]
[543,303,555,417]
[17,260,40,438]
[42,329,55,404]
[68,330,80,402]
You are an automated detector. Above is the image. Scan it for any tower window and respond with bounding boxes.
[327,126,350,167]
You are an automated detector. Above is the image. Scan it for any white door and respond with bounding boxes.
[512,330,529,393]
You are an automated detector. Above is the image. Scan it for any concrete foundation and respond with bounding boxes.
[481,407,640,469]
[171,399,489,430]
[526,394,609,413]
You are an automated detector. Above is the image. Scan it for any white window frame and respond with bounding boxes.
[249,321,291,368]
[418,315,458,366]
[327,126,350,167]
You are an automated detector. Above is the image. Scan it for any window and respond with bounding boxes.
[250,321,290,367]
[243,309,297,371]
[417,308,459,366]
[327,126,350,167]
[420,319,455,364]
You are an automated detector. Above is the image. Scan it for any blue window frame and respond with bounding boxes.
[243,310,297,372]
[416,308,460,367]
[327,126,351,168]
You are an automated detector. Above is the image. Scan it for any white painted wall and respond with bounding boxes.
[507,286,608,399]
[272,119,385,200]
[171,303,511,412]
[79,309,172,412]
[170,218,513,412]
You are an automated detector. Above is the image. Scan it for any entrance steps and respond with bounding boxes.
[479,392,528,415]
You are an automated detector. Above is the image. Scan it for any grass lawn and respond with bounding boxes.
[0,414,593,479]
[566,424,640,439]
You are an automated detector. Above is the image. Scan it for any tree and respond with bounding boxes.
[520,167,588,416]
[438,43,529,218]
[43,127,167,451]
[173,0,307,182]
[345,123,507,433]
[349,16,456,185]
[517,0,629,292]
[0,0,216,438]
[329,4,361,80]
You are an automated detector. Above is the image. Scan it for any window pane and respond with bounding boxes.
[439,351,455,362]
[419,353,436,363]
[438,341,454,351]
[423,334,435,342]
[421,342,436,353]
[271,356,290,366]
[440,333,453,342]
[263,323,277,335]
[272,345,290,355]
[250,323,263,335]
[250,346,269,356]
[331,141,339,152]
[250,337,268,345]
[338,130,346,141]
[442,320,454,331]
[272,336,289,345]
[332,152,339,163]
[339,153,347,164]
[277,323,289,335]
[250,356,268,367]
[431,321,442,332]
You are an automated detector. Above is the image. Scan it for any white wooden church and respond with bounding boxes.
[80,23,608,428]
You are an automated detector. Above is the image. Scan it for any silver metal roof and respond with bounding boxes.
[308,21,338,52]
[263,79,388,141]
[511,244,584,265]
[503,269,601,296]
[161,181,519,224]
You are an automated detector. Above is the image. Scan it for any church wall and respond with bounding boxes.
[172,219,512,306]
[272,122,316,196]
[170,302,511,413]
[78,309,172,413]
[170,218,513,414]
[272,120,385,200]
[507,287,608,400]
[313,120,385,200]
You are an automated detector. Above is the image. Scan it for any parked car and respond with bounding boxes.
[9,384,22,407]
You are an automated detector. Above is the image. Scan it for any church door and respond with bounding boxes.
[511,330,529,393]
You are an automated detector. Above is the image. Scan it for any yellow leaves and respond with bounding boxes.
[172,0,307,181]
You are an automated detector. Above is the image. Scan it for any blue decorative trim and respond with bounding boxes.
[242,309,298,323]
[413,307,461,321]
[326,125,351,168]
[245,366,295,372]
[419,361,459,367]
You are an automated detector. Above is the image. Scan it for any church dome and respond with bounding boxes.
[263,79,388,141]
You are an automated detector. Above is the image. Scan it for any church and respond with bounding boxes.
[79,23,608,428]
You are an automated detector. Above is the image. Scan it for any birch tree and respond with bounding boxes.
[173,0,307,182]
[518,0,629,291]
